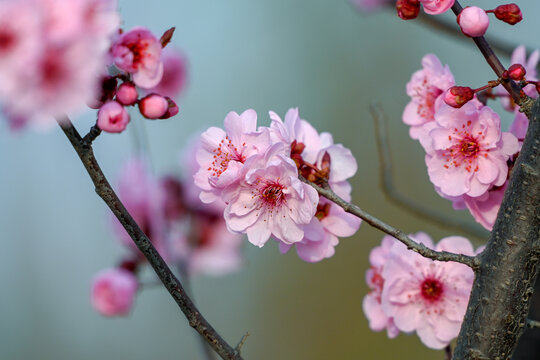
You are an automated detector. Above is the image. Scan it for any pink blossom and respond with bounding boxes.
[381,234,476,349]
[457,6,489,37]
[497,46,540,111]
[91,268,138,317]
[403,54,455,143]
[420,0,455,15]
[145,48,187,99]
[222,144,319,247]
[362,235,400,338]
[426,102,519,197]
[194,109,271,204]
[111,27,163,89]
[97,101,130,133]
[509,110,528,141]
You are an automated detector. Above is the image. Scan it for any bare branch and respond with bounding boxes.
[235,333,250,355]
[370,104,489,240]
[300,176,478,269]
[56,116,242,360]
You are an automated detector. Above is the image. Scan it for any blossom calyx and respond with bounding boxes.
[493,4,522,25]
[444,86,474,108]
[396,0,420,20]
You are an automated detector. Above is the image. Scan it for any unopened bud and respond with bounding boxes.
[457,7,489,37]
[494,4,522,25]
[159,97,179,119]
[507,64,526,81]
[116,82,138,106]
[97,101,130,133]
[396,0,420,20]
[138,94,168,119]
[444,86,475,108]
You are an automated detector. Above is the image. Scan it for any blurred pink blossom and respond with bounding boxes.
[145,48,187,99]
[420,0,454,15]
[91,268,138,317]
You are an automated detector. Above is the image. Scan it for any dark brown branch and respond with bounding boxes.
[370,104,489,240]
[82,124,102,146]
[300,176,478,268]
[56,116,242,360]
[452,98,540,359]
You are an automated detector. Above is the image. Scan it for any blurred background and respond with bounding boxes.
[1,1,538,359]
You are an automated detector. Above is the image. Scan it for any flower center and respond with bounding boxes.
[126,39,149,67]
[442,121,485,172]
[259,181,285,208]
[209,136,246,178]
[420,278,444,303]
[0,30,15,53]
[315,201,330,220]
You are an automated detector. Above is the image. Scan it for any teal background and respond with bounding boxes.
[0,1,538,359]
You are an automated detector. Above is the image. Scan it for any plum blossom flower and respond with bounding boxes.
[363,235,400,338]
[111,27,164,89]
[462,184,506,230]
[194,109,271,204]
[420,0,454,15]
[381,234,476,349]
[223,144,319,247]
[91,268,138,317]
[426,102,519,198]
[403,54,454,146]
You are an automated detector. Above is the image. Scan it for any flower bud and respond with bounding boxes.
[507,64,526,81]
[494,4,522,25]
[396,0,420,20]
[97,101,130,133]
[88,76,118,109]
[138,94,168,119]
[91,268,138,317]
[159,96,179,119]
[457,7,489,37]
[116,82,138,106]
[444,86,474,108]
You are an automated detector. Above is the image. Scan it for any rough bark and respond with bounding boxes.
[452,99,540,359]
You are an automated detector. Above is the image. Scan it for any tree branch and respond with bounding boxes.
[56,116,242,360]
[452,98,540,360]
[300,176,478,268]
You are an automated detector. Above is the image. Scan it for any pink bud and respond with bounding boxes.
[494,4,522,25]
[507,64,526,81]
[444,86,475,108]
[457,7,489,37]
[396,0,420,20]
[159,96,179,119]
[97,101,130,133]
[116,82,138,106]
[91,268,138,317]
[138,94,169,119]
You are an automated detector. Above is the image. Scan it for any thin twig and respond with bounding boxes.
[299,176,478,269]
[370,104,489,240]
[82,124,102,146]
[527,319,540,329]
[56,116,242,360]
[235,333,250,355]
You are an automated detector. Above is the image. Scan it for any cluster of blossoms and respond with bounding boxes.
[194,108,361,262]
[0,0,119,129]
[363,232,481,349]
[91,155,243,317]
[402,48,539,230]
[0,0,185,132]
